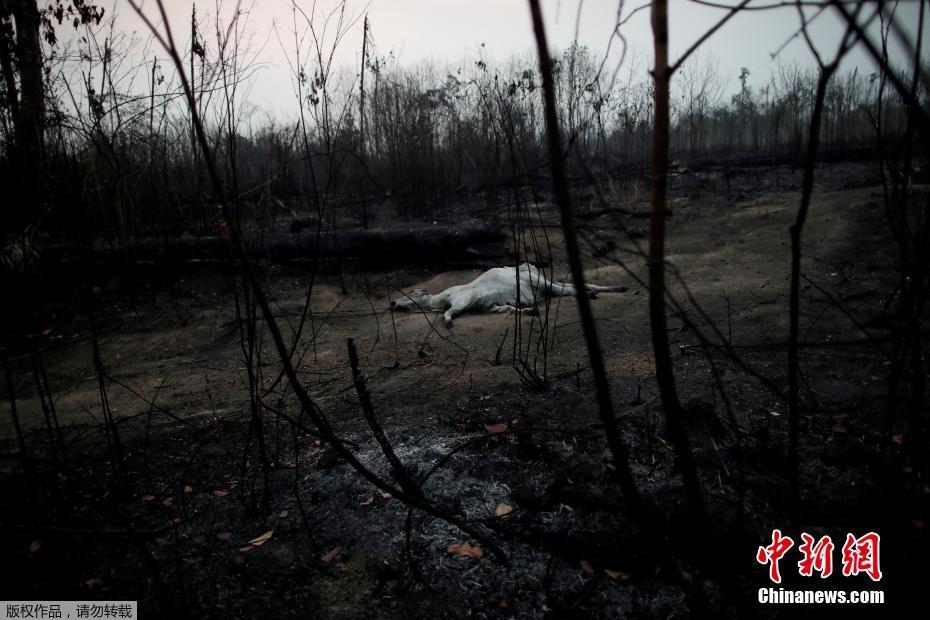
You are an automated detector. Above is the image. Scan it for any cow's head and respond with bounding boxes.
[390,289,431,311]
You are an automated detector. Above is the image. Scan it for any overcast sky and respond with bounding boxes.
[109,0,927,116]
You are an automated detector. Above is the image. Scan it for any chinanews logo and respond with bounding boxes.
[754,530,885,606]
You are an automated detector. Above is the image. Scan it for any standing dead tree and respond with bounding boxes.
[833,0,930,486]
[786,2,862,527]
[0,1,103,238]
[649,0,707,529]
[527,0,645,519]
[1,351,28,463]
[635,0,752,531]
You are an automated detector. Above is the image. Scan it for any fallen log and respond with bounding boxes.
[46,224,508,268]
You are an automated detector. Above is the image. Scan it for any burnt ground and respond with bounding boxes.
[1,163,927,618]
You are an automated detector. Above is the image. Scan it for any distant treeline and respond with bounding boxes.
[0,6,921,247]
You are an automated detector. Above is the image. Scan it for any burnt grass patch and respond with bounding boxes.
[2,166,928,618]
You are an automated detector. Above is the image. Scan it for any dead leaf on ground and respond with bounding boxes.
[360,496,375,507]
[183,485,193,493]
[446,542,484,559]
[247,530,274,547]
[278,510,289,518]
[321,546,343,563]
[216,532,233,541]
[212,490,229,497]
[484,422,508,434]
[580,560,594,574]
[83,578,104,590]
[378,490,393,499]
[604,569,629,580]
[494,503,513,518]
[167,517,184,526]
[142,494,155,502]
[29,540,42,553]
[162,497,173,507]
[479,393,496,401]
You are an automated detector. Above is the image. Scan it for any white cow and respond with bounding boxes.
[390,263,626,327]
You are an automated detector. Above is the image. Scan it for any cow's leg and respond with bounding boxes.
[542,276,627,297]
[490,304,539,315]
[585,283,628,293]
[443,292,474,327]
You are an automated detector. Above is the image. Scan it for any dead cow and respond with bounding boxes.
[390,263,626,327]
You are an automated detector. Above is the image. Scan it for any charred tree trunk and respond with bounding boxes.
[649,0,706,529]
[10,0,41,157]
[527,0,644,518]
[0,10,19,123]
[2,352,28,461]
[359,15,369,229]
[5,0,44,236]
[788,68,835,527]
